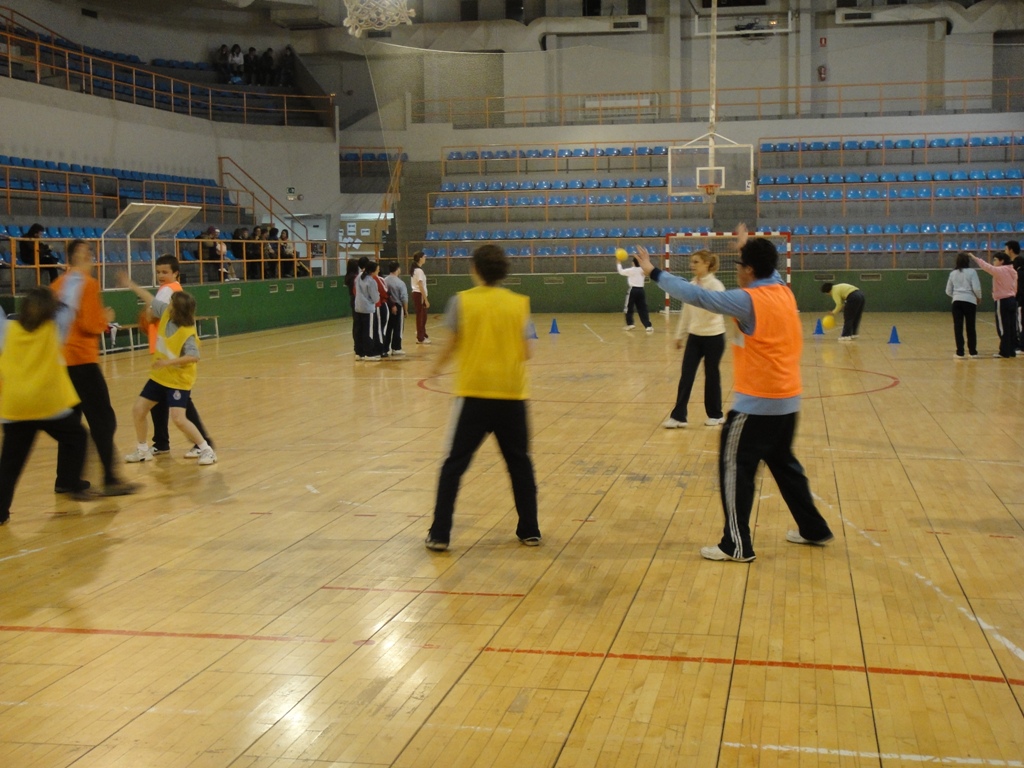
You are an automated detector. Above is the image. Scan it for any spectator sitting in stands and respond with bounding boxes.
[246,226,263,280]
[227,44,244,83]
[243,47,258,85]
[265,227,280,279]
[214,44,230,82]
[258,48,276,86]
[20,223,62,285]
[277,45,296,88]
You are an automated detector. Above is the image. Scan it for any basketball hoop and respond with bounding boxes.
[343,0,415,38]
[701,183,720,203]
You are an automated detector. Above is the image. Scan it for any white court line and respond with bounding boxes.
[814,492,1024,664]
[583,324,604,342]
[306,485,321,495]
[723,742,1023,766]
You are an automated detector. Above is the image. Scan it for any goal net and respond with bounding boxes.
[659,230,792,313]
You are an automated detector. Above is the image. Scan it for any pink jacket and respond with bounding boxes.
[971,256,1018,301]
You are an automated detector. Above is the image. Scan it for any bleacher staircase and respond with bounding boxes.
[396,161,442,258]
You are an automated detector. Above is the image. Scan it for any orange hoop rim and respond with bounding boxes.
[701,183,721,197]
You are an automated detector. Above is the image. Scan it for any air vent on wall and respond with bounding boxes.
[841,11,873,21]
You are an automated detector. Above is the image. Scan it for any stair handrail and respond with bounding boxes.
[217,157,309,243]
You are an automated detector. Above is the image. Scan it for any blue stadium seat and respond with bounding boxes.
[793,174,809,185]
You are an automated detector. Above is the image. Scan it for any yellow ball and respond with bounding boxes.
[615,247,629,262]
[822,314,836,330]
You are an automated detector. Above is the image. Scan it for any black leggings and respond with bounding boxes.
[1,412,88,517]
[68,363,122,485]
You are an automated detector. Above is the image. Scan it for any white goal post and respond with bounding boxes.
[659,230,792,313]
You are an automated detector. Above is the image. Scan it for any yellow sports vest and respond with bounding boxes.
[0,321,80,420]
[150,311,199,391]
[454,285,530,400]
[733,284,803,399]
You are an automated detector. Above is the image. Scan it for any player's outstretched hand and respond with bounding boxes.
[115,269,133,288]
[735,222,749,250]
[635,246,655,276]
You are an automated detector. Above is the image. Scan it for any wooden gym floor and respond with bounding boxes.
[0,311,1022,768]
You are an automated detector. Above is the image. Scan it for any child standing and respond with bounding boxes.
[126,292,216,466]
[970,251,1019,358]
[353,259,382,361]
[0,289,94,525]
[617,255,653,332]
[383,261,409,357]
[663,250,727,428]
[425,244,541,551]
[410,251,430,344]
[120,255,214,458]
[945,251,982,359]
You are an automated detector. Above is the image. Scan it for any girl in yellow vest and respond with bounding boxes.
[0,288,95,525]
[126,292,217,466]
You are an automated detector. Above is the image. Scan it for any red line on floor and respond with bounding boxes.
[321,585,526,598]
[480,646,1024,686]
[0,625,334,644]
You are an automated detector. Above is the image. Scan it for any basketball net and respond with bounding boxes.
[701,183,720,205]
[343,0,415,38]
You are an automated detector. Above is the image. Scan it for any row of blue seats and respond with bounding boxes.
[433,192,704,209]
[1,25,145,65]
[792,240,1010,255]
[0,225,233,240]
[0,178,93,195]
[758,185,1023,202]
[760,136,1023,152]
[442,177,666,193]
[120,188,233,204]
[785,222,1024,236]
[0,155,218,186]
[759,168,1022,185]
[151,58,212,71]
[341,152,408,162]
[426,225,708,241]
[447,146,670,161]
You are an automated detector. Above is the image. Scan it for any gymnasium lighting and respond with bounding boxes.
[342,0,415,38]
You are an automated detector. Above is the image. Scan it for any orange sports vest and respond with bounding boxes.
[146,281,182,353]
[51,272,108,366]
[732,284,802,399]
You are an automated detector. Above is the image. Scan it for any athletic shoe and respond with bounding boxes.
[424,536,448,552]
[624,324,636,330]
[838,336,854,342]
[55,481,91,494]
[969,353,980,359]
[364,355,382,361]
[125,447,154,463]
[518,536,542,547]
[101,481,141,497]
[645,326,654,333]
[197,448,217,466]
[417,339,431,345]
[700,545,755,563]
[356,356,365,361]
[704,417,726,426]
[184,445,202,459]
[662,417,687,429]
[68,488,101,502]
[391,349,407,356]
[151,447,170,455]
[786,530,835,546]
[955,354,965,360]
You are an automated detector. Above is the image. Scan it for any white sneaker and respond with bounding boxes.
[125,447,154,463]
[838,336,853,342]
[184,445,202,459]
[700,545,755,563]
[624,324,636,330]
[645,326,654,333]
[391,349,407,356]
[197,448,217,466]
[785,530,835,546]
[704,417,726,426]
[364,355,381,361]
[417,338,432,345]
[662,417,687,429]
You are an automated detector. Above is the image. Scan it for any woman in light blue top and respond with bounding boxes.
[945,251,982,359]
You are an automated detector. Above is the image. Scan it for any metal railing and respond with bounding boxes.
[413,77,1024,129]
[0,11,332,127]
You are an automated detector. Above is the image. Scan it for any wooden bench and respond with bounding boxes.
[99,323,142,354]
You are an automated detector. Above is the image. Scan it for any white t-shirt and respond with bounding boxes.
[411,266,427,296]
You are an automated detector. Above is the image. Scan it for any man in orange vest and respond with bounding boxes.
[636,226,833,563]
[52,240,139,496]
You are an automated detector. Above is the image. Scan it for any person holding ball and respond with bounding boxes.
[821,281,865,341]
[634,226,833,563]
[616,253,654,332]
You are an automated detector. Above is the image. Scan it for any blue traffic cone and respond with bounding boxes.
[813,318,824,335]
[888,325,900,344]
[550,318,560,334]
[528,323,538,340]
